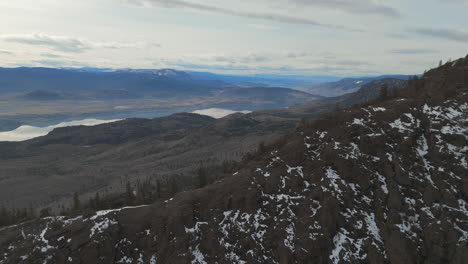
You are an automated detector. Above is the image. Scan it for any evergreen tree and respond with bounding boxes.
[171,177,178,195]
[335,103,342,111]
[197,167,207,188]
[94,193,101,210]
[39,207,51,218]
[0,206,9,227]
[88,197,96,210]
[379,84,389,101]
[156,179,162,199]
[258,142,266,153]
[73,192,81,211]
[28,203,35,218]
[390,87,399,99]
[126,181,135,205]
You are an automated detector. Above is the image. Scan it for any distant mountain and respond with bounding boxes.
[0,67,230,98]
[303,75,412,97]
[19,90,63,101]
[282,78,408,118]
[338,78,408,106]
[0,67,324,131]
[188,71,342,88]
[1,56,466,263]
[217,87,322,108]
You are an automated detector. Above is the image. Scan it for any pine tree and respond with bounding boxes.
[126,181,135,205]
[0,206,8,227]
[335,103,342,111]
[171,177,178,195]
[88,197,96,210]
[390,87,399,99]
[379,84,389,101]
[197,167,207,188]
[258,142,266,153]
[156,179,162,199]
[73,192,81,211]
[28,203,35,218]
[39,207,51,218]
[94,193,101,210]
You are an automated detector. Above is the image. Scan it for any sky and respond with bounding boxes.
[0,0,467,76]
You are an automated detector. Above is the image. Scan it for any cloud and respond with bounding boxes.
[33,59,91,68]
[0,34,157,53]
[413,28,468,42]
[0,50,13,55]
[1,34,92,53]
[387,32,410,39]
[390,48,439,54]
[331,59,373,66]
[213,54,270,64]
[41,53,64,58]
[440,0,468,6]
[153,58,363,76]
[192,108,251,119]
[285,0,401,17]
[128,0,361,30]
[247,23,279,30]
[0,119,120,142]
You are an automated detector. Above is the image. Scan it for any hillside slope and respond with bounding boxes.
[1,57,467,263]
[303,75,410,97]
[0,78,401,211]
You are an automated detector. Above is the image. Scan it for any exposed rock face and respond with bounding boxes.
[0,58,467,263]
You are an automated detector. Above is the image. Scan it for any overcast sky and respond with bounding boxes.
[1,0,467,76]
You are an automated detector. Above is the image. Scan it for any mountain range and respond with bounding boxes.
[0,67,328,132]
[1,55,466,263]
[0,67,413,133]
[301,75,413,97]
[0,77,407,211]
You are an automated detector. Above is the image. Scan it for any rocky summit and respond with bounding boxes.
[0,57,467,263]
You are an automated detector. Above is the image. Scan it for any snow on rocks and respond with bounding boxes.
[89,217,118,238]
[35,225,55,253]
[330,229,367,264]
[351,118,366,126]
[185,222,209,264]
[389,117,414,132]
[286,165,304,178]
[372,107,386,112]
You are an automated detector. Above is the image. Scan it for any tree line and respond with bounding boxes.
[0,159,237,228]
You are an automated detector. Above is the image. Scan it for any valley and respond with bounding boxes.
[0,55,466,264]
[0,68,320,132]
[0,75,406,212]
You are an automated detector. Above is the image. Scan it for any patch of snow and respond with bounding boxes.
[284,223,295,252]
[89,217,117,238]
[372,107,386,112]
[351,118,365,126]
